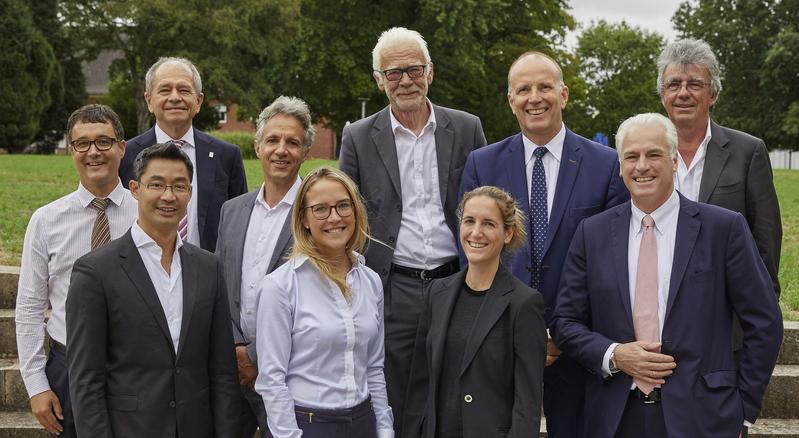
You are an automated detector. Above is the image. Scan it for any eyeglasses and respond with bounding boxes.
[375,64,428,82]
[142,182,191,194]
[305,200,353,220]
[70,137,119,152]
[663,79,708,93]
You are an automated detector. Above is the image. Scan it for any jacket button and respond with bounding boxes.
[169,401,176,408]
[388,236,396,243]
[464,394,473,403]
[175,367,181,374]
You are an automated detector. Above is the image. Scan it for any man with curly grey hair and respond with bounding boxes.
[216,96,316,438]
[657,39,781,300]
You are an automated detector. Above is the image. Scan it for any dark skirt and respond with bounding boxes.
[294,397,377,438]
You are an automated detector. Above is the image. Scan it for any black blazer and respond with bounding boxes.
[404,266,547,438]
[119,127,248,252]
[66,231,240,438]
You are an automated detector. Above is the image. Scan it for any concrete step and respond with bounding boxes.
[0,311,17,359]
[750,419,799,438]
[0,412,47,438]
[780,321,799,365]
[0,267,19,310]
[762,365,799,419]
[0,361,27,412]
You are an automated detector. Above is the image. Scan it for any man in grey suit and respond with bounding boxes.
[216,96,315,438]
[339,27,486,434]
[66,142,240,438]
[657,39,782,298]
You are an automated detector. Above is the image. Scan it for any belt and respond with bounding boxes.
[391,259,459,281]
[294,397,373,423]
[630,387,662,404]
[49,339,67,356]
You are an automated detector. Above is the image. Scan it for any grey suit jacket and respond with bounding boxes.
[66,232,240,438]
[699,121,782,296]
[216,190,294,362]
[339,104,486,284]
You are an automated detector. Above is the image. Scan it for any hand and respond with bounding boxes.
[235,345,257,389]
[30,390,64,434]
[613,341,676,386]
[546,330,561,367]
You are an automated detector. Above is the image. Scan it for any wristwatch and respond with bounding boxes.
[609,348,620,374]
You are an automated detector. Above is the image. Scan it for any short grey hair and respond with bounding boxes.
[371,27,431,71]
[615,113,678,161]
[255,96,316,150]
[145,57,203,95]
[656,39,722,98]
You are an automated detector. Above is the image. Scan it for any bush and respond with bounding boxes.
[209,131,256,159]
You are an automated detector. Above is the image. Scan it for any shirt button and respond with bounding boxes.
[169,401,176,408]
[464,394,473,403]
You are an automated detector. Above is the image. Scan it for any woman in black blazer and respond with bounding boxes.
[403,186,547,438]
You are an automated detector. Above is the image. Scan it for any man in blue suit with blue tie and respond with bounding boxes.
[552,113,782,437]
[459,51,628,437]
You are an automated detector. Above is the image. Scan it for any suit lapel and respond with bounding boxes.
[268,212,293,273]
[611,205,634,328]
[371,108,402,198]
[545,130,582,257]
[697,121,730,203]
[230,192,257,290]
[176,245,197,360]
[194,129,218,240]
[429,272,465,385]
[434,106,455,207]
[118,232,175,356]
[664,196,701,324]
[460,269,513,375]
[506,135,531,227]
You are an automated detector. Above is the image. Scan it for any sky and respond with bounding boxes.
[565,0,688,47]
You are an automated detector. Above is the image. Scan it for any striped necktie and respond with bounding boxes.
[172,139,189,242]
[90,198,112,250]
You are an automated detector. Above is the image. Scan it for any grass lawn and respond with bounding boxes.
[1,155,797,317]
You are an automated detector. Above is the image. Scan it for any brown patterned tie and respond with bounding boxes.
[90,198,112,250]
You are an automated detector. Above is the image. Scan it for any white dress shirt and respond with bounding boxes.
[390,103,458,269]
[675,119,712,201]
[15,181,137,397]
[130,222,184,352]
[254,254,394,438]
[602,190,679,377]
[522,123,566,220]
[239,178,300,341]
[154,124,201,246]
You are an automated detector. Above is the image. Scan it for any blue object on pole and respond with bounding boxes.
[593,132,609,146]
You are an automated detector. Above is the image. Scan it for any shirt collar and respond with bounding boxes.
[255,176,302,210]
[389,99,436,136]
[154,123,195,147]
[76,179,128,208]
[523,123,566,165]
[130,221,184,252]
[631,189,679,236]
[292,251,367,270]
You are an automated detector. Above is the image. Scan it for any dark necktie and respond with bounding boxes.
[90,198,112,250]
[530,147,548,290]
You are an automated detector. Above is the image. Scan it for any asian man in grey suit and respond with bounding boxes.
[66,142,240,438]
[339,27,486,434]
[215,96,315,438]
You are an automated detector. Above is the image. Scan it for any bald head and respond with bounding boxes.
[507,51,564,94]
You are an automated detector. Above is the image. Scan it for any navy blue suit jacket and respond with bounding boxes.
[459,129,629,321]
[119,127,247,252]
[551,195,783,438]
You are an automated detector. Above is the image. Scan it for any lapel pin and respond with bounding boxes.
[209,151,215,158]
[569,159,577,165]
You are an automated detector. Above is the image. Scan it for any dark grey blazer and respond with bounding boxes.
[700,121,782,296]
[339,105,486,285]
[404,267,547,438]
[215,190,294,362]
[66,231,240,438]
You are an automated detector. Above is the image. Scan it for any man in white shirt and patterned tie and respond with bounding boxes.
[552,113,782,438]
[15,104,138,437]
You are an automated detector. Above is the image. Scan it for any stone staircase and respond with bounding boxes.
[0,265,797,437]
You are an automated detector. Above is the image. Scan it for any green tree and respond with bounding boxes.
[568,21,664,147]
[59,0,301,135]
[0,0,57,152]
[673,0,797,149]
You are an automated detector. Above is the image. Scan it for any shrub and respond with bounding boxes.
[209,130,256,159]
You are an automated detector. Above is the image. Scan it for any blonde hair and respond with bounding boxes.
[459,186,527,254]
[291,167,370,298]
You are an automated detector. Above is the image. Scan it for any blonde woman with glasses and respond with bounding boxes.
[255,167,394,438]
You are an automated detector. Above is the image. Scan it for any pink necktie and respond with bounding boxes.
[173,140,189,242]
[633,214,659,394]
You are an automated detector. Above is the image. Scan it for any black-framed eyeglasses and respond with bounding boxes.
[143,182,191,194]
[663,79,708,93]
[305,200,354,220]
[70,137,119,152]
[375,64,429,82]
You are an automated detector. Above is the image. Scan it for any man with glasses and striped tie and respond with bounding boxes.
[16,104,138,437]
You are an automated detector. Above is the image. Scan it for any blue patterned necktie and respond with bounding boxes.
[530,147,548,290]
